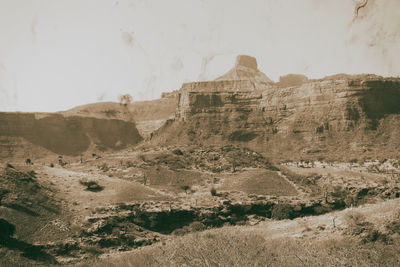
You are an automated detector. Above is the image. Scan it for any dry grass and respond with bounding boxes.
[143,167,206,193]
[220,169,298,196]
[77,229,400,267]
[76,199,400,267]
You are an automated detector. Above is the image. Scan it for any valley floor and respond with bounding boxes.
[1,145,400,266]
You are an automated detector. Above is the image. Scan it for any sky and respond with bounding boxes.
[0,0,399,112]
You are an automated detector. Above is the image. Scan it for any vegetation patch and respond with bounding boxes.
[79,179,104,192]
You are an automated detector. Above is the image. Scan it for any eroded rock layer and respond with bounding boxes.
[162,58,400,160]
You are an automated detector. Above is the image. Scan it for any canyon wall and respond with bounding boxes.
[168,75,400,161]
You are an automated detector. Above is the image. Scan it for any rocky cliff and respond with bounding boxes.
[0,113,142,158]
[157,56,400,161]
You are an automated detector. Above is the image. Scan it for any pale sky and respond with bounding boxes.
[0,0,399,112]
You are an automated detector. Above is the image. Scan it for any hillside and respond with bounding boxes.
[0,113,142,158]
[0,95,176,159]
[61,95,177,138]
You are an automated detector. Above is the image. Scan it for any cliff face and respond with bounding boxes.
[0,113,143,157]
[163,56,400,161]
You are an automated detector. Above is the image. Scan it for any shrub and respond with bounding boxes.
[27,170,37,178]
[126,161,134,168]
[99,163,109,172]
[172,228,188,236]
[385,209,400,235]
[331,186,349,199]
[139,155,146,162]
[50,163,54,168]
[210,187,217,196]
[271,204,294,220]
[103,109,117,117]
[189,221,206,232]
[344,211,367,230]
[343,211,387,243]
[172,149,184,156]
[82,245,103,256]
[6,163,14,169]
[181,185,190,194]
[350,158,358,163]
[80,179,104,192]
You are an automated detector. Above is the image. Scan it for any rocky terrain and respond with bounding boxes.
[1,55,400,266]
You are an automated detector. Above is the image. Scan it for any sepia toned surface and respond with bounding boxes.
[1,0,400,266]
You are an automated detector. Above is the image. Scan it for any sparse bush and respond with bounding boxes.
[344,211,367,229]
[350,158,358,163]
[385,209,400,236]
[344,194,358,207]
[271,203,294,220]
[172,149,184,156]
[6,163,14,169]
[172,228,188,236]
[103,109,117,117]
[343,211,388,243]
[99,163,109,172]
[82,245,103,256]
[189,221,206,232]
[126,161,134,168]
[331,185,349,199]
[50,163,54,168]
[181,185,190,194]
[210,187,217,196]
[27,170,37,178]
[79,179,104,192]
[386,220,400,235]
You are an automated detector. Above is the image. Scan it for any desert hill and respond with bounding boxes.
[60,94,177,139]
[0,112,142,158]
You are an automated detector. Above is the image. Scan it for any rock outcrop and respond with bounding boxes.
[215,55,273,89]
[278,74,308,87]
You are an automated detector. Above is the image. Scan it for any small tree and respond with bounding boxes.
[119,94,133,107]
